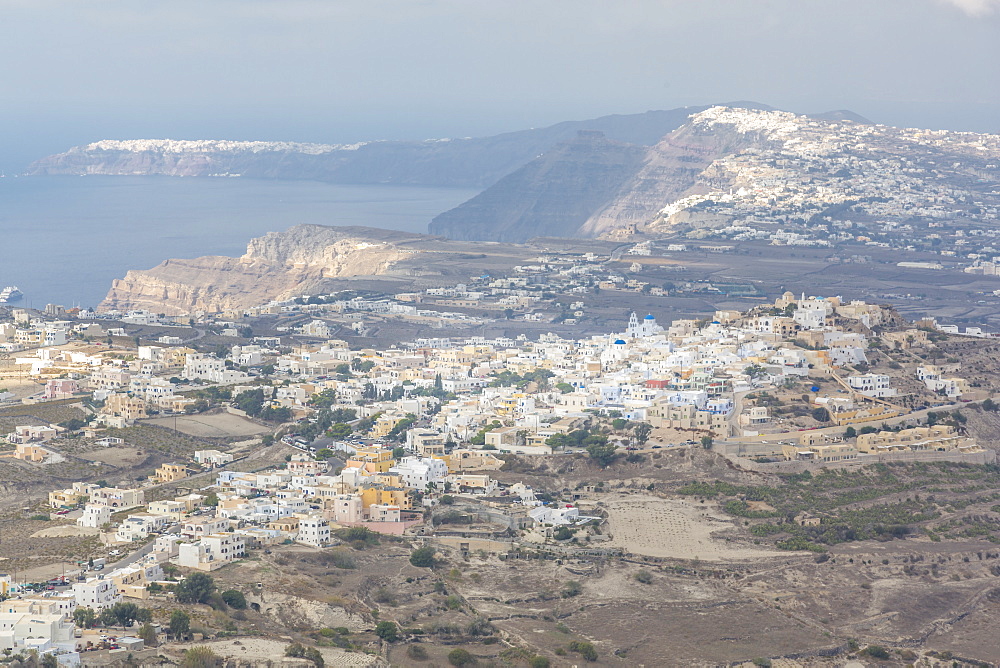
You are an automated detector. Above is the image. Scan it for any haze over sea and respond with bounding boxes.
[0,176,477,310]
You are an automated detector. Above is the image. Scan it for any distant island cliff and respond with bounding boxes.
[27,106,714,188]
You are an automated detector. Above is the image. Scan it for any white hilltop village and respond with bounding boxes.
[0,286,995,664]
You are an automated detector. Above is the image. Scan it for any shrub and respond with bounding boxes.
[568,641,597,661]
[447,648,476,667]
[181,646,220,668]
[336,526,379,549]
[529,657,550,668]
[561,580,582,598]
[865,646,890,659]
[406,645,429,661]
[466,617,495,636]
[324,550,357,569]
[373,587,398,606]
[634,570,653,584]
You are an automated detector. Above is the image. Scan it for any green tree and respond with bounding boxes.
[138,623,158,647]
[233,389,266,417]
[529,656,550,668]
[175,573,216,604]
[73,607,97,628]
[844,426,857,438]
[374,621,399,643]
[328,423,353,439]
[100,602,149,632]
[701,436,714,449]
[392,446,406,459]
[169,610,191,638]
[203,492,220,507]
[555,382,574,394]
[633,422,653,446]
[586,439,617,466]
[409,546,436,568]
[221,589,247,609]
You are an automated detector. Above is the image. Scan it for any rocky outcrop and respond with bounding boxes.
[99,225,424,315]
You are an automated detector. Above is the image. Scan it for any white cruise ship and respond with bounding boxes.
[0,286,23,303]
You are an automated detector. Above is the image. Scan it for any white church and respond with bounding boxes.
[625,312,664,338]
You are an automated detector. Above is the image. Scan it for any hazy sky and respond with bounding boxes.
[1,0,998,171]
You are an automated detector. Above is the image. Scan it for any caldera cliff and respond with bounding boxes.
[99,225,427,315]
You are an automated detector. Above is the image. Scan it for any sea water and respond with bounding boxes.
[0,176,477,309]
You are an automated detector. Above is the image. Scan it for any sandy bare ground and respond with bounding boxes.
[0,378,43,397]
[186,638,383,667]
[77,446,149,467]
[145,412,270,438]
[31,524,98,538]
[602,494,787,561]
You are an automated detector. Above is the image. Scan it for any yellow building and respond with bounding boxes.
[371,414,406,438]
[345,447,396,473]
[442,449,504,472]
[152,463,191,484]
[14,443,49,463]
[104,393,147,423]
[360,485,412,510]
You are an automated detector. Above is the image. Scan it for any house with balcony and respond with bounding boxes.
[176,534,245,571]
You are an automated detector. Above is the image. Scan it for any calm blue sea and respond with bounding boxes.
[0,176,477,309]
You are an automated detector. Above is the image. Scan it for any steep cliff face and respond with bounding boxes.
[99,225,423,315]
[428,132,648,242]
[427,118,756,242]
[579,117,762,237]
